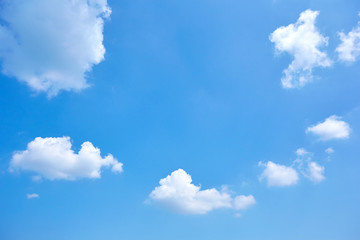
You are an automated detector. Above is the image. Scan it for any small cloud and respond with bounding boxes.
[27,193,39,199]
[233,195,256,210]
[296,148,309,156]
[304,162,325,183]
[294,149,325,183]
[306,115,350,141]
[325,147,335,154]
[259,161,299,187]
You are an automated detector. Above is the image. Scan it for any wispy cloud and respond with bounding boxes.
[26,193,39,199]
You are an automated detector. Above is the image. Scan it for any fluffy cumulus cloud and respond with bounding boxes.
[258,161,299,187]
[26,193,39,199]
[10,137,123,180]
[306,115,350,141]
[0,0,111,96]
[149,169,255,215]
[269,9,332,88]
[336,13,360,62]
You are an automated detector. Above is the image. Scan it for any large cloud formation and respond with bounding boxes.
[269,9,332,88]
[0,0,111,96]
[336,12,360,62]
[10,137,123,180]
[149,169,255,215]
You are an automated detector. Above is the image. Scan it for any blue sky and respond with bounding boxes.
[0,0,360,239]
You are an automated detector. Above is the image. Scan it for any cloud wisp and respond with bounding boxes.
[26,193,39,199]
[270,9,332,88]
[10,137,123,180]
[294,149,325,183]
[149,169,255,215]
[325,147,335,154]
[0,0,111,96]
[306,115,350,141]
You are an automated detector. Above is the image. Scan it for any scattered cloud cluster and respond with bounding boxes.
[0,0,111,96]
[269,9,332,88]
[306,115,351,141]
[26,193,39,199]
[270,10,360,88]
[10,137,123,180]
[259,148,325,186]
[337,13,360,62]
[260,114,351,187]
[149,169,255,215]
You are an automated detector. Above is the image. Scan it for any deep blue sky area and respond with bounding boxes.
[0,0,359,239]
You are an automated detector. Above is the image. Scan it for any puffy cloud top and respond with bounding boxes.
[0,0,111,96]
[270,9,332,88]
[10,137,123,180]
[306,115,350,141]
[149,169,255,215]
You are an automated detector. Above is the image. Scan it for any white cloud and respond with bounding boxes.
[0,0,111,96]
[306,115,350,141]
[294,148,325,183]
[26,193,39,199]
[269,9,332,88]
[336,13,360,62]
[259,161,299,186]
[296,148,309,156]
[260,149,326,186]
[10,137,123,180]
[149,169,255,215]
[325,147,334,154]
[233,195,256,210]
[305,162,325,183]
